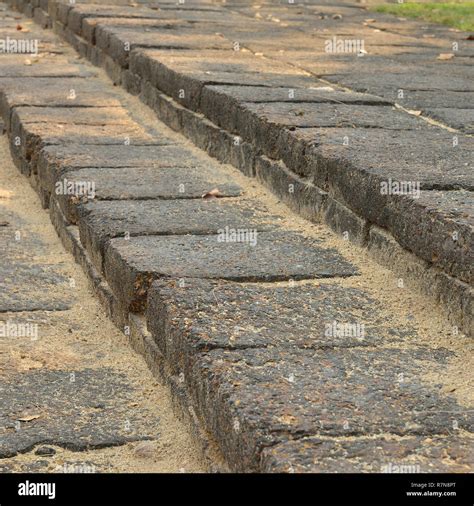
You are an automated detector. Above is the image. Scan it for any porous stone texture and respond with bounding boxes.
[28,0,472,328]
[78,198,279,272]
[35,143,200,198]
[104,232,357,311]
[0,214,71,312]
[147,278,414,353]
[261,435,474,473]
[147,278,474,472]
[54,164,243,223]
[0,368,160,458]
[1,0,472,475]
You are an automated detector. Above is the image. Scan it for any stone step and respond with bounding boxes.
[262,435,474,473]
[21,0,473,336]
[77,198,281,273]
[0,1,472,474]
[105,232,358,312]
[53,165,244,224]
[147,277,474,471]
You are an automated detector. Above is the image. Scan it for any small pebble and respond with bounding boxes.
[35,446,56,456]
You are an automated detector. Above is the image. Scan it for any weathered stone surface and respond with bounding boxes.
[0,220,71,312]
[36,143,203,195]
[285,126,473,193]
[12,105,133,126]
[227,103,424,163]
[12,121,156,161]
[281,128,474,191]
[0,264,70,312]
[61,2,163,28]
[97,26,229,67]
[52,163,243,223]
[261,435,474,473]
[255,155,328,223]
[396,90,474,111]
[3,0,473,475]
[0,77,124,128]
[33,5,51,28]
[80,17,187,44]
[434,271,474,338]
[119,22,473,309]
[37,141,190,167]
[289,132,473,284]
[203,85,392,106]
[424,108,474,134]
[385,190,474,285]
[325,71,472,97]
[56,165,242,200]
[130,49,317,111]
[0,55,93,78]
[104,232,358,311]
[147,278,414,354]
[0,368,160,457]
[78,198,279,272]
[200,84,391,130]
[44,0,473,301]
[249,103,419,133]
[9,107,157,164]
[322,195,369,246]
[137,81,259,174]
[146,276,472,472]
[150,343,472,471]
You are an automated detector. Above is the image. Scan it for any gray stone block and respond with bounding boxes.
[78,198,278,272]
[104,231,358,311]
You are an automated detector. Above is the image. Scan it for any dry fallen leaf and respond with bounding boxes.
[16,24,22,30]
[24,59,32,66]
[437,53,454,60]
[202,188,223,199]
[365,18,376,23]
[17,414,41,422]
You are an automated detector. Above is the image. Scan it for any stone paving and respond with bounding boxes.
[0,134,206,472]
[0,1,473,472]
[15,0,471,334]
